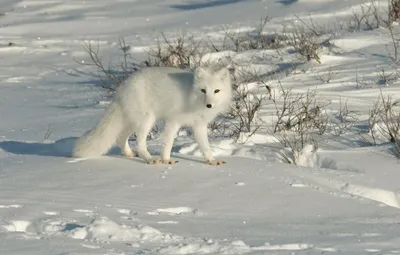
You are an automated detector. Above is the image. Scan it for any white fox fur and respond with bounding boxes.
[72,66,232,165]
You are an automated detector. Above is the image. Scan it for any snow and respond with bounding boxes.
[147,207,196,216]
[2,0,400,254]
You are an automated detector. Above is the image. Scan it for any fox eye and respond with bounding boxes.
[214,89,220,93]
[201,89,206,93]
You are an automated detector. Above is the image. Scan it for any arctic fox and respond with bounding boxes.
[72,66,232,165]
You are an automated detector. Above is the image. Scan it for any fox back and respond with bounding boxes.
[115,66,232,125]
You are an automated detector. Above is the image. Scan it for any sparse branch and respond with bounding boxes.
[367,90,400,157]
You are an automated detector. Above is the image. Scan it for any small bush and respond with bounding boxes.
[271,83,330,164]
[79,37,142,93]
[313,66,341,84]
[225,68,269,141]
[330,98,359,136]
[347,1,381,32]
[389,0,400,24]
[145,32,205,69]
[368,91,400,157]
[283,16,333,63]
[210,16,286,53]
[272,83,329,134]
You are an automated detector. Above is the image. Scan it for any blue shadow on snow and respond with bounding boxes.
[0,137,77,157]
[170,0,246,10]
[276,0,297,6]
[0,137,133,159]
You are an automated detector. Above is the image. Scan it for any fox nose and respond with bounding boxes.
[206,104,212,108]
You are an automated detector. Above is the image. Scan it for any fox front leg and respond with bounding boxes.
[192,124,226,165]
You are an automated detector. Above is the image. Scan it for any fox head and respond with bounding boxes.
[193,67,232,110]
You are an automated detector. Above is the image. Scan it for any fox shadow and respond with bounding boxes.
[0,137,200,163]
[0,137,127,158]
[0,137,78,157]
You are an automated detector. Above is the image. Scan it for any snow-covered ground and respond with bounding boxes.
[1,0,400,254]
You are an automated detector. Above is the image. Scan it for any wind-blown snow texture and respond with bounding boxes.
[1,0,400,254]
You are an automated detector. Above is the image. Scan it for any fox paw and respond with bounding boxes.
[207,160,226,166]
[162,159,179,164]
[146,158,162,165]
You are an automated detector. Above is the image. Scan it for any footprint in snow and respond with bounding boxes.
[74,209,93,213]
[290,183,308,188]
[73,209,94,216]
[117,208,132,215]
[81,243,100,249]
[147,207,202,216]
[1,220,31,233]
[365,249,381,253]
[316,247,337,252]
[0,204,23,209]
[67,158,87,163]
[157,221,179,224]
[43,211,60,216]
[117,209,138,220]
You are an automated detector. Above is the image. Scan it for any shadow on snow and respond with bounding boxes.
[0,137,78,157]
[170,0,247,10]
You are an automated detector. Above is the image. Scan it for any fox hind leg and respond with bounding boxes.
[161,121,181,164]
[116,129,137,158]
[136,113,160,164]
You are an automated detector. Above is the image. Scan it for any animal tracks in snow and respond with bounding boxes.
[0,216,318,254]
[67,158,87,163]
[43,211,60,216]
[0,204,23,209]
[116,208,133,215]
[73,209,93,213]
[147,206,199,216]
[1,220,31,233]
[289,182,308,188]
[252,242,313,251]
[157,221,179,225]
[80,243,101,249]
[0,216,392,254]
[73,209,94,216]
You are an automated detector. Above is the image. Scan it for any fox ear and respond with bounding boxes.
[216,68,230,81]
[194,67,209,80]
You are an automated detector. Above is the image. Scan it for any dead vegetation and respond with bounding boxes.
[283,16,333,63]
[210,16,285,52]
[227,70,268,140]
[145,32,205,68]
[270,83,328,163]
[367,91,400,157]
[77,8,400,164]
[78,37,142,92]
